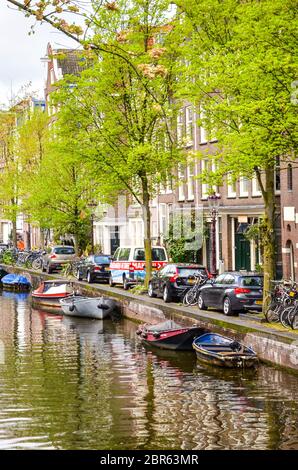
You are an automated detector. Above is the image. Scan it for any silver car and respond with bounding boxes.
[42,245,76,274]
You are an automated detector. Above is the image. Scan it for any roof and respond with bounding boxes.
[55,49,88,76]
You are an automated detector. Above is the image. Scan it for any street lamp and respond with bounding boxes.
[208,192,221,277]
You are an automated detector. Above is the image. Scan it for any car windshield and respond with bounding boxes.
[53,247,75,255]
[133,248,166,261]
[178,268,206,277]
[241,276,263,287]
[94,256,110,264]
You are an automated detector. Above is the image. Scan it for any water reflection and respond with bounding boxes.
[0,292,297,449]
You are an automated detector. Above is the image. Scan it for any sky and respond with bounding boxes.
[0,1,77,107]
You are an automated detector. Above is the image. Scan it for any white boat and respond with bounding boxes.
[59,295,116,319]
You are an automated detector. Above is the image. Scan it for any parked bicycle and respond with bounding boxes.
[265,279,298,328]
[182,272,208,306]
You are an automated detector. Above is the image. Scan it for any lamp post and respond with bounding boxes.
[208,193,221,277]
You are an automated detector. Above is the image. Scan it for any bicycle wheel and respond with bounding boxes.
[280,305,295,328]
[265,303,281,323]
[32,257,42,270]
[291,311,298,330]
[183,288,199,306]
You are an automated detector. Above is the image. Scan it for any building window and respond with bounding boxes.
[199,110,207,144]
[187,163,195,200]
[239,176,249,197]
[227,174,237,198]
[287,164,293,191]
[185,106,194,146]
[177,110,184,146]
[159,203,167,237]
[201,159,208,199]
[178,164,185,201]
[252,175,262,197]
[275,156,281,193]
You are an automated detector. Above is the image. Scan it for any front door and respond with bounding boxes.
[235,233,251,271]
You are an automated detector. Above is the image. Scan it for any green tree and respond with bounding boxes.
[173,0,298,307]
[48,1,181,285]
[0,109,21,247]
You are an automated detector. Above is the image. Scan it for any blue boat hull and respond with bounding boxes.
[193,333,258,369]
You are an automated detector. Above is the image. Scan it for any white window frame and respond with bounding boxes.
[252,175,262,197]
[185,106,194,146]
[227,174,237,198]
[187,163,195,200]
[177,110,184,146]
[201,159,208,200]
[239,176,249,197]
[178,164,185,201]
[200,110,208,144]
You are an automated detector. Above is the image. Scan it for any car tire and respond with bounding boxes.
[163,285,172,303]
[109,276,115,287]
[42,263,46,273]
[76,269,82,281]
[123,276,130,290]
[223,297,233,316]
[148,282,157,298]
[198,293,208,310]
[47,265,52,274]
[87,271,93,283]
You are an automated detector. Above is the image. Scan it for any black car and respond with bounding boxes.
[148,263,209,303]
[76,254,111,283]
[197,272,263,315]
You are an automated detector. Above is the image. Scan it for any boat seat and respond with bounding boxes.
[218,351,247,356]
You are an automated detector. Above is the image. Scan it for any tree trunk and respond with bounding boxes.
[11,215,17,248]
[73,232,79,256]
[262,166,276,311]
[141,175,152,288]
[40,228,45,249]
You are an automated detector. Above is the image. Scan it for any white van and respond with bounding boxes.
[109,246,168,289]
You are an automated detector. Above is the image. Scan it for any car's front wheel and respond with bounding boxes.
[46,264,52,274]
[109,276,115,287]
[223,297,233,316]
[76,269,82,281]
[148,282,157,298]
[87,271,93,283]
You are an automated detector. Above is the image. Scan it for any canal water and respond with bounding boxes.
[0,291,297,450]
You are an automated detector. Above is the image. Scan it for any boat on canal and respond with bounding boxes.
[192,333,258,368]
[32,279,75,310]
[136,320,206,351]
[59,295,116,320]
[1,273,31,291]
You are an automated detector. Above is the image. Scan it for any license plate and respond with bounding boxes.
[290,291,295,297]
[255,300,263,305]
[188,279,195,285]
[105,267,110,271]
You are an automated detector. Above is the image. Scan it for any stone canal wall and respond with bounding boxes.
[2,265,298,373]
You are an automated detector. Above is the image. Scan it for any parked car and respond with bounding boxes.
[42,245,76,274]
[148,263,209,303]
[197,271,263,315]
[0,243,9,253]
[109,246,168,289]
[76,254,111,283]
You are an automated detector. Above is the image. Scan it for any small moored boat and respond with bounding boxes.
[136,320,206,351]
[1,273,31,291]
[32,279,75,310]
[59,295,116,320]
[192,333,258,368]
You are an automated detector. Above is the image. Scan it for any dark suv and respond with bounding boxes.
[148,263,209,303]
[197,272,263,315]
